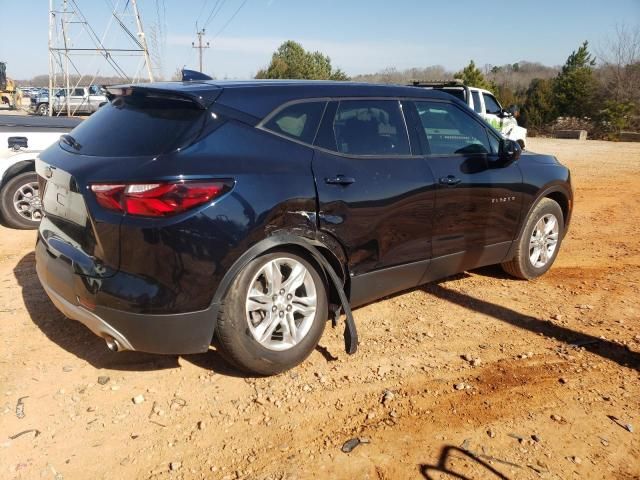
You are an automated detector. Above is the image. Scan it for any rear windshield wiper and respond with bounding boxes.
[60,134,82,151]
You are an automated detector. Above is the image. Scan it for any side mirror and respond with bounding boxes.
[507,105,520,118]
[499,139,521,166]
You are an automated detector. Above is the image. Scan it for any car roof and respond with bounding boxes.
[120,79,463,119]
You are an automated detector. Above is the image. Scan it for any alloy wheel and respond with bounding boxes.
[245,257,317,351]
[13,181,42,222]
[529,213,559,268]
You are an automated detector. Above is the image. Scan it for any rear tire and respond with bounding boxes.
[0,171,42,229]
[37,103,49,116]
[502,198,563,279]
[215,251,328,376]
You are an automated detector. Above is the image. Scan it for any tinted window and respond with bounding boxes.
[440,88,466,102]
[61,94,208,157]
[327,100,410,156]
[487,130,500,154]
[415,101,491,155]
[263,101,326,144]
[72,89,85,96]
[483,93,502,114]
[471,90,483,113]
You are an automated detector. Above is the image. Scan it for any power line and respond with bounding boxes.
[203,0,226,30]
[212,0,249,39]
[195,0,209,28]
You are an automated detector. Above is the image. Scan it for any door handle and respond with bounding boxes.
[325,175,356,186]
[439,175,461,186]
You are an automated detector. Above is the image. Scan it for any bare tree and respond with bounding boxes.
[597,23,640,103]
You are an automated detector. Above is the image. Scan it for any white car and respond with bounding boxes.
[0,115,81,228]
[410,81,528,149]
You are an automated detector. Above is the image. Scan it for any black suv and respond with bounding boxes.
[35,80,572,375]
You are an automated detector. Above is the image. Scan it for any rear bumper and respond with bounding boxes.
[35,239,216,354]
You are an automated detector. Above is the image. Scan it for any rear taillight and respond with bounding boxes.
[90,181,230,217]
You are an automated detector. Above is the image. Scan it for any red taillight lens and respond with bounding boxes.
[90,181,229,217]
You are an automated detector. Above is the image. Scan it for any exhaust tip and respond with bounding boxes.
[105,336,120,352]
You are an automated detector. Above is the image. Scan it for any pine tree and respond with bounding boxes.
[256,41,349,81]
[454,60,493,90]
[523,78,556,128]
[553,41,598,117]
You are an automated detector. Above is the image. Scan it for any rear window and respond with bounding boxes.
[61,94,208,157]
[263,101,326,144]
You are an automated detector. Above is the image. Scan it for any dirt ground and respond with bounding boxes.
[0,138,638,480]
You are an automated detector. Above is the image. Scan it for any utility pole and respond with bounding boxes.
[61,0,70,116]
[131,0,154,82]
[48,0,54,116]
[192,27,210,72]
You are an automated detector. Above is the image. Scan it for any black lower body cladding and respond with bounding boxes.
[35,237,216,354]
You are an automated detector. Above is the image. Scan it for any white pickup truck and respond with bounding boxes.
[29,85,108,116]
[0,115,81,228]
[410,81,528,149]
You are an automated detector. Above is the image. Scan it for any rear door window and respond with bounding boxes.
[317,99,410,156]
[263,101,326,144]
[414,101,491,155]
[471,90,483,113]
[60,93,209,157]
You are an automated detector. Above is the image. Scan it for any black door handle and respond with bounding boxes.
[439,175,461,186]
[325,175,356,186]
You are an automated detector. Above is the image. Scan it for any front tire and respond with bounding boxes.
[502,198,563,279]
[37,103,49,116]
[215,251,328,375]
[0,171,42,229]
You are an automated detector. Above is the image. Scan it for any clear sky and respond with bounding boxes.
[1,0,639,81]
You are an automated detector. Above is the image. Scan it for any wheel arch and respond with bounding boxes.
[209,232,349,315]
[505,183,572,263]
[545,189,570,229]
[521,184,572,235]
[204,231,354,347]
[1,159,36,188]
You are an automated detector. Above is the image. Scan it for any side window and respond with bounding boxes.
[471,90,483,114]
[487,131,500,154]
[482,93,502,115]
[72,88,85,97]
[263,101,326,144]
[89,85,101,95]
[415,101,491,155]
[328,100,410,156]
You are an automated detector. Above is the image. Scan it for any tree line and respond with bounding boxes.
[253,28,640,139]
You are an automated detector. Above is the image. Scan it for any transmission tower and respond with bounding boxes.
[47,0,155,116]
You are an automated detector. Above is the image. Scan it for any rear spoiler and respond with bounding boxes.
[105,84,221,109]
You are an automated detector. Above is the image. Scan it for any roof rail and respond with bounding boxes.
[409,79,464,87]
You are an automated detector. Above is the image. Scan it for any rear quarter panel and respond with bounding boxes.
[112,121,319,313]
